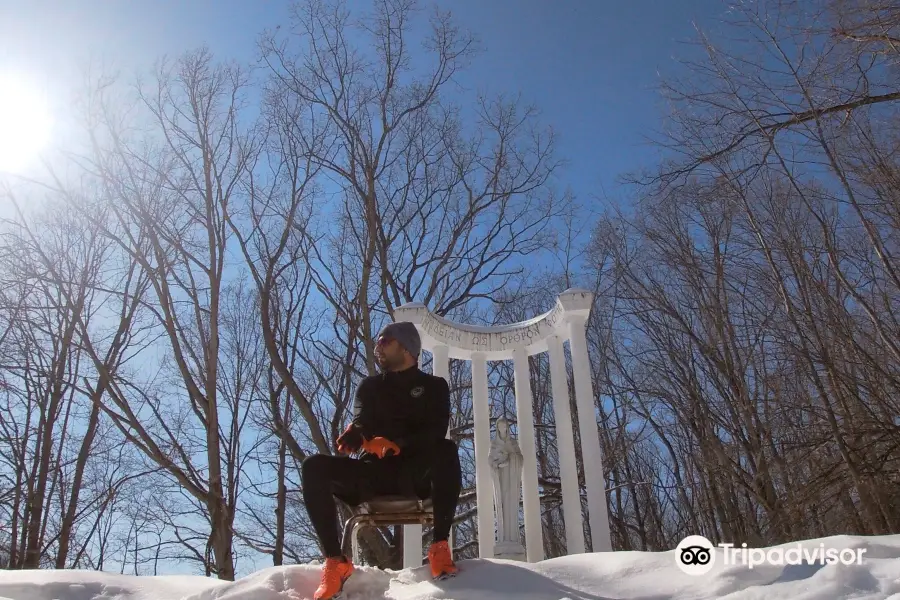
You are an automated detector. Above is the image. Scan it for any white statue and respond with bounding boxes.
[489,416,526,560]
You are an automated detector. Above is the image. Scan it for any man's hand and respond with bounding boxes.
[336,424,364,455]
[361,436,401,458]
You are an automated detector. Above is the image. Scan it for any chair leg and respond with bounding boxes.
[338,512,436,567]
[351,522,361,563]
[340,516,361,559]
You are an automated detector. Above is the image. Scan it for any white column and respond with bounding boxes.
[472,352,494,558]
[436,344,453,559]
[403,344,452,567]
[449,525,455,559]
[402,525,422,568]
[512,347,544,562]
[568,316,612,552]
[547,334,585,554]
[433,344,451,438]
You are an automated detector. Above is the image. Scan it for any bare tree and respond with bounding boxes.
[0,185,152,570]
[575,0,900,551]
[69,47,262,579]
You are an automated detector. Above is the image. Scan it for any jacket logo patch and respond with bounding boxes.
[410,386,424,398]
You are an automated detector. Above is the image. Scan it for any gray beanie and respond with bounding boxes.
[379,321,421,359]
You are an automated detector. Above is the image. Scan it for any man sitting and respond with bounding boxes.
[301,321,461,600]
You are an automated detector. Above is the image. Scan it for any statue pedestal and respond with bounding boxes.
[494,540,527,561]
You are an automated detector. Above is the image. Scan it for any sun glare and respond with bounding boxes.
[0,75,52,174]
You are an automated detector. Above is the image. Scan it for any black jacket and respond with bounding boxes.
[350,365,451,459]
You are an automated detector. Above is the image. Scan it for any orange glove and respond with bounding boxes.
[336,424,364,455]
[361,436,401,458]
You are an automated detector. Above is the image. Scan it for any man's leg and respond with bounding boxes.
[302,453,376,558]
[303,454,406,599]
[420,439,462,579]
[429,438,462,543]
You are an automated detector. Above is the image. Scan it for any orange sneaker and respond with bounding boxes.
[427,540,458,580]
[313,556,354,599]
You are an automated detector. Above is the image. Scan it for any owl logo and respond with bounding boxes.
[410,386,425,398]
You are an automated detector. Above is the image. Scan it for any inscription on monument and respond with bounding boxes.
[420,301,566,352]
[420,318,463,343]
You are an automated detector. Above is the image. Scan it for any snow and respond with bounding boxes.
[4,534,900,600]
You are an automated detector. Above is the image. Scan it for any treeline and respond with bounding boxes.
[598,0,900,550]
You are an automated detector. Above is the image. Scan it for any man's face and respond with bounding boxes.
[375,335,406,370]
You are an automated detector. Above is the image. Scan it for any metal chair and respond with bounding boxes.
[339,494,436,562]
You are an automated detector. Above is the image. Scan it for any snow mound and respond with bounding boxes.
[3,534,900,599]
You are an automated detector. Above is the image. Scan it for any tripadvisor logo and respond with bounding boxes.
[675,535,867,576]
[676,535,716,576]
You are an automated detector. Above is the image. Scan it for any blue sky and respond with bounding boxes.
[1,0,726,211]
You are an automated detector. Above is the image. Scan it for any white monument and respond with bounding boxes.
[490,416,526,561]
[393,288,612,567]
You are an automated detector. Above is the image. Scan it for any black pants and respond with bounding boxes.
[301,438,462,558]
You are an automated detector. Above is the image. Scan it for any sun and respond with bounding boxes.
[0,74,52,174]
